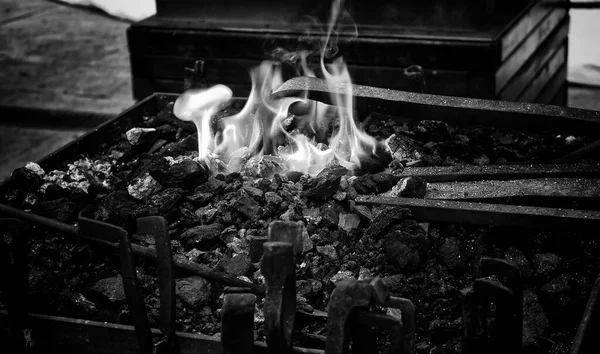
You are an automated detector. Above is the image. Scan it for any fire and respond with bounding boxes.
[173,0,384,176]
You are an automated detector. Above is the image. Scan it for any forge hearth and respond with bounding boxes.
[1,82,600,353]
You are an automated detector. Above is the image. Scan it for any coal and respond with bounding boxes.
[365,206,412,239]
[90,276,127,304]
[233,196,262,219]
[36,197,78,223]
[383,220,429,273]
[352,172,402,195]
[176,276,214,308]
[338,213,361,233]
[533,253,562,281]
[185,191,214,206]
[10,166,44,193]
[94,190,158,229]
[391,176,428,198]
[180,223,224,251]
[438,237,466,274]
[301,165,348,201]
[415,120,451,142]
[522,290,550,348]
[224,253,252,276]
[150,158,209,188]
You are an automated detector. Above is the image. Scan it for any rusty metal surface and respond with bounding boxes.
[261,241,296,353]
[271,77,600,137]
[571,272,600,354]
[355,195,600,229]
[221,288,256,354]
[400,163,600,182]
[137,216,180,354]
[423,178,600,200]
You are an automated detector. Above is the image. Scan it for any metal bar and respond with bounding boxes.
[261,241,296,354]
[355,195,600,229]
[0,311,325,353]
[400,163,600,182]
[0,204,265,296]
[114,220,154,354]
[271,77,600,138]
[137,216,180,354]
[221,287,256,354]
[424,178,600,200]
[571,272,600,354]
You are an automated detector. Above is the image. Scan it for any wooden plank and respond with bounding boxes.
[130,55,483,97]
[355,195,600,230]
[127,18,497,71]
[499,16,569,101]
[535,63,567,104]
[499,0,564,61]
[495,7,567,93]
[0,0,54,25]
[0,0,133,116]
[550,83,567,106]
[516,44,566,103]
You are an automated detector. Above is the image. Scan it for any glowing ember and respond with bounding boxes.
[173,0,387,176]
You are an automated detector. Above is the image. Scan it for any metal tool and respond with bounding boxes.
[0,218,31,353]
[355,195,600,230]
[268,220,304,258]
[79,215,154,353]
[0,204,265,296]
[271,77,600,138]
[325,277,414,354]
[137,216,180,354]
[221,287,256,354]
[261,241,296,354]
[461,257,523,354]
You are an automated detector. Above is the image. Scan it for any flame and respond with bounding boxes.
[174,0,383,176]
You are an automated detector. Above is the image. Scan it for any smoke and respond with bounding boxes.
[267,0,358,75]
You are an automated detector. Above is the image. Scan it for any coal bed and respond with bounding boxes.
[1,92,600,354]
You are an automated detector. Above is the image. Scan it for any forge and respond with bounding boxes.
[2,1,600,353]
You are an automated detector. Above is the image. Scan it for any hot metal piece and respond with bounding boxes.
[221,287,256,354]
[137,216,179,354]
[261,241,296,354]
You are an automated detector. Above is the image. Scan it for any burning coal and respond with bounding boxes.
[173,0,387,176]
